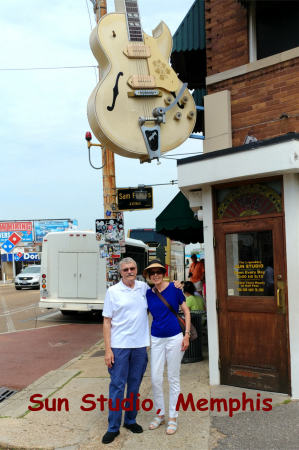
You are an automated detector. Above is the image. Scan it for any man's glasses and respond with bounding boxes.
[122,267,137,272]
[149,269,164,276]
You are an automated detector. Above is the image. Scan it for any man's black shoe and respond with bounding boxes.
[123,423,143,433]
[102,430,120,444]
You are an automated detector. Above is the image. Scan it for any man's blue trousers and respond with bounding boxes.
[108,347,148,432]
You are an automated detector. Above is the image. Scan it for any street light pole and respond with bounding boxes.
[90,0,117,218]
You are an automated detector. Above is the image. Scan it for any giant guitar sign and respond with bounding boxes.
[87,0,196,160]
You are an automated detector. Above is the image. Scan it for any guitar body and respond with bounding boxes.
[87,12,196,159]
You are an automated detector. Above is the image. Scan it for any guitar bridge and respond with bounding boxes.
[128,89,162,97]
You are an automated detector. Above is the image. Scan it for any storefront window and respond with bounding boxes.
[226,230,274,296]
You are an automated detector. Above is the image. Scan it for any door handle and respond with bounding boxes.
[276,275,286,313]
[277,288,282,308]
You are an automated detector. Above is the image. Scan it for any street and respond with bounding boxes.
[0,284,103,333]
[0,284,103,391]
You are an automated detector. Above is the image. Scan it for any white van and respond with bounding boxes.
[39,231,148,314]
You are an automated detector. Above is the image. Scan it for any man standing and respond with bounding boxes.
[188,254,204,294]
[102,257,149,444]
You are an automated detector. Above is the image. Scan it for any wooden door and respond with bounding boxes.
[215,217,290,393]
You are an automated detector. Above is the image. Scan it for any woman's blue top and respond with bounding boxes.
[146,282,185,338]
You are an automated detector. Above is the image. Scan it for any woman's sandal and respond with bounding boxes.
[149,416,165,430]
[166,420,177,435]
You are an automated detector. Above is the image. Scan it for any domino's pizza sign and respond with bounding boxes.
[1,232,22,253]
[14,252,40,262]
[2,252,40,262]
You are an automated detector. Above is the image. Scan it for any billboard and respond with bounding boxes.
[34,219,78,242]
[0,221,33,243]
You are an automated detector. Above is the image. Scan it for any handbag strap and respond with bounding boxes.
[153,287,184,324]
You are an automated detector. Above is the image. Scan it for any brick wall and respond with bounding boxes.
[205,0,248,76]
[208,58,299,146]
[205,0,299,147]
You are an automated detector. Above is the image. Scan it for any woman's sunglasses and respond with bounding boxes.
[149,269,164,276]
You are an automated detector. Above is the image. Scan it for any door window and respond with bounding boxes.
[226,230,274,296]
[216,181,282,219]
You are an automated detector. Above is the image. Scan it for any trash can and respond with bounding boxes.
[181,311,204,364]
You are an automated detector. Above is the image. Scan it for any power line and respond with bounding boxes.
[0,65,98,71]
[85,0,94,30]
[85,0,98,83]
[161,151,203,160]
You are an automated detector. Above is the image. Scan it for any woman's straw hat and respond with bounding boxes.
[143,259,166,279]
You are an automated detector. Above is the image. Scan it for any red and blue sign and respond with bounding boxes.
[1,232,22,253]
[0,222,33,243]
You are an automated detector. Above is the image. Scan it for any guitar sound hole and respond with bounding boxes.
[107,72,124,112]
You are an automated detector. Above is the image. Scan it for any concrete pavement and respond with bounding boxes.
[0,340,297,450]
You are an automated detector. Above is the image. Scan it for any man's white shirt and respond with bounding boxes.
[103,280,150,348]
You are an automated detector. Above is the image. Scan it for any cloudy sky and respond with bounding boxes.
[0,0,202,245]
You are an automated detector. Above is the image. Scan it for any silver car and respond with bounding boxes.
[15,265,41,290]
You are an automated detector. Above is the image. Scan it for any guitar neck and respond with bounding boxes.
[124,0,143,42]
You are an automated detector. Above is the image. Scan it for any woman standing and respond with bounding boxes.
[143,260,191,435]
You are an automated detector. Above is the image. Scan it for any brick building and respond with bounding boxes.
[174,0,299,396]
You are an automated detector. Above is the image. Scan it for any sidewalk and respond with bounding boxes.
[0,340,297,450]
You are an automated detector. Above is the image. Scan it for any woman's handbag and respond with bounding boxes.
[153,288,198,341]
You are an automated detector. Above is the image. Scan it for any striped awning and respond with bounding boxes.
[172,0,206,53]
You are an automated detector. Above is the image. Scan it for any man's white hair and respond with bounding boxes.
[119,257,137,272]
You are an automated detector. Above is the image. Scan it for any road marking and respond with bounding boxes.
[0,303,38,317]
[0,323,70,335]
[1,295,16,332]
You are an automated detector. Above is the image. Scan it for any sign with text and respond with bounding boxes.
[34,219,78,242]
[1,252,40,262]
[117,187,153,211]
[0,222,33,243]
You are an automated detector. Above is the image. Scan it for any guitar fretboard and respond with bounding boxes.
[124,0,143,42]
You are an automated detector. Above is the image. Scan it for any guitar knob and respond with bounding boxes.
[182,96,188,104]
[187,111,195,120]
[164,96,172,105]
[174,112,182,121]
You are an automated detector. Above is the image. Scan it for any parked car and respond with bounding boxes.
[15,265,41,290]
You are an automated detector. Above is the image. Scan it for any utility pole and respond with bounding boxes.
[90,0,117,219]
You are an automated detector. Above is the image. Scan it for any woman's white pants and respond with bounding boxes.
[151,333,184,418]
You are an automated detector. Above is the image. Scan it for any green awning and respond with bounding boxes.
[172,0,206,53]
[171,0,206,133]
[156,192,203,245]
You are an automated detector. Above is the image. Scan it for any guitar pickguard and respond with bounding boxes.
[107,72,124,112]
